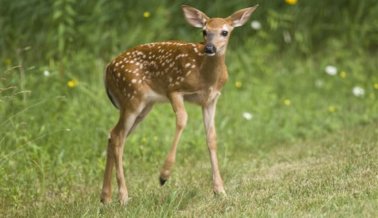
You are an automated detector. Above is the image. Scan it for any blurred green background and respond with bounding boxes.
[1,0,378,216]
[1,0,378,60]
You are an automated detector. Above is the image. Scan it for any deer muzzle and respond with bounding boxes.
[204,43,217,56]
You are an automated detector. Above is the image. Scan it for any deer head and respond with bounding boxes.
[182,5,259,56]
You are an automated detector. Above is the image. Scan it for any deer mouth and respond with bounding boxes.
[205,52,216,56]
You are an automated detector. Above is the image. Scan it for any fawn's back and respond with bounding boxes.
[105,41,228,108]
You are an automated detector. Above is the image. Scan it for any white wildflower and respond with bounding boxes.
[250,20,262,30]
[352,86,365,97]
[283,31,292,43]
[325,65,337,76]
[43,70,50,77]
[242,112,253,120]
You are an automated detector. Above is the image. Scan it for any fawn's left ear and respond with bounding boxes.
[227,5,259,27]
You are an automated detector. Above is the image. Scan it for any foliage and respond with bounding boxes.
[1,0,378,216]
[1,0,377,60]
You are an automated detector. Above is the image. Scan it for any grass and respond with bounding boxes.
[1,29,378,218]
[1,120,377,217]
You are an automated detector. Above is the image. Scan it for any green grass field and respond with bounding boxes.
[1,116,377,217]
[1,1,378,217]
[1,48,378,217]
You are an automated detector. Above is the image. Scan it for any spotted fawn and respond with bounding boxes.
[101,4,258,205]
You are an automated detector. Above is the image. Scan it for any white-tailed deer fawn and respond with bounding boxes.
[101,5,258,204]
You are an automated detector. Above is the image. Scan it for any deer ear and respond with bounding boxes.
[182,5,209,28]
[227,5,259,27]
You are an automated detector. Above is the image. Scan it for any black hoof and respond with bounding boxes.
[159,177,167,186]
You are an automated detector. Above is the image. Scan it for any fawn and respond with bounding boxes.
[101,5,258,204]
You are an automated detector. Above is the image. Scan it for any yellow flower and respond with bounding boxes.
[339,71,347,79]
[235,81,242,88]
[67,79,78,88]
[3,58,12,66]
[374,83,378,90]
[285,0,298,5]
[328,105,337,113]
[283,99,291,106]
[143,11,151,18]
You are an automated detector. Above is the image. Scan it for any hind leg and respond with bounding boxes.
[101,109,138,205]
[127,103,153,136]
[100,135,115,204]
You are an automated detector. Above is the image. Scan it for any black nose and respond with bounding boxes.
[204,43,217,55]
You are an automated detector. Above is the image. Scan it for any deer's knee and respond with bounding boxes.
[176,110,188,130]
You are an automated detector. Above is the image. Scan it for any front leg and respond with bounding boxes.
[202,98,226,195]
[159,92,188,185]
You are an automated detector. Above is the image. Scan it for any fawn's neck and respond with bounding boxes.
[200,54,227,87]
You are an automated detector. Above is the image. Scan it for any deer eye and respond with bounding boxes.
[221,30,228,37]
[202,30,207,37]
